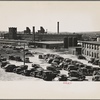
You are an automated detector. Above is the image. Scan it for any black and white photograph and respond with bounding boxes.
[0,1,100,99]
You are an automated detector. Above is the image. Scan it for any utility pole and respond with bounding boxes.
[23,43,25,66]
[33,26,35,48]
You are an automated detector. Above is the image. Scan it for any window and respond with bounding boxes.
[85,50,86,55]
[94,53,96,58]
[87,44,88,48]
[97,53,99,58]
[87,51,88,56]
[97,46,99,50]
[92,45,93,49]
[85,44,86,48]
[89,51,91,56]
[89,44,91,49]
[92,52,93,57]
[94,45,96,50]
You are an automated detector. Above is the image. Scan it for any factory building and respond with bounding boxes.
[8,27,17,39]
[4,27,17,39]
[64,37,78,48]
[28,41,63,49]
[38,26,46,34]
[24,27,31,34]
[81,37,100,60]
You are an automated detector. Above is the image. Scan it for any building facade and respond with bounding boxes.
[9,27,17,39]
[81,41,100,60]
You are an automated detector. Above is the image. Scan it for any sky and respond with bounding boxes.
[0,1,100,32]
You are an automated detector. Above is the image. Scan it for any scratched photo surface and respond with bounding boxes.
[0,1,100,99]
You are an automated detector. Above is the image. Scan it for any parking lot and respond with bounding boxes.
[0,45,99,81]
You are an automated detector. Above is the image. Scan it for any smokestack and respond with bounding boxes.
[32,26,35,42]
[57,22,59,34]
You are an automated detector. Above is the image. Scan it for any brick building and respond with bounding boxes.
[81,38,100,60]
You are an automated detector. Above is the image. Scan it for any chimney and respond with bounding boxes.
[32,26,35,42]
[57,22,59,34]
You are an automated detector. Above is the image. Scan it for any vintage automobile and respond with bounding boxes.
[64,58,72,63]
[42,70,58,81]
[92,70,100,81]
[77,55,86,60]
[46,66,60,75]
[67,64,79,72]
[38,54,44,59]
[85,65,93,76]
[24,58,31,63]
[47,58,54,64]
[58,74,67,81]
[13,65,28,74]
[4,64,17,72]
[88,58,95,63]
[0,57,7,62]
[92,59,99,65]
[30,67,44,78]
[25,51,34,56]
[15,56,23,62]
[1,61,10,68]
[68,70,86,81]
[21,67,36,76]
[9,55,16,60]
[32,64,41,69]
[62,62,69,70]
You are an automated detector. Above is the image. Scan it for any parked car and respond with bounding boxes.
[68,70,86,81]
[67,64,78,71]
[30,67,44,78]
[85,65,93,76]
[22,68,36,76]
[4,64,17,72]
[24,58,30,63]
[92,70,100,81]
[25,52,34,56]
[1,61,10,68]
[42,70,57,81]
[9,55,15,60]
[15,56,23,62]
[92,59,99,65]
[39,55,44,59]
[13,65,28,74]
[58,74,67,81]
[77,55,86,60]
[88,58,95,63]
[0,57,7,62]
[46,66,60,75]
[32,64,41,69]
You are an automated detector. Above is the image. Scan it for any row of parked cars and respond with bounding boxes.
[0,49,100,81]
[88,58,100,65]
[0,54,86,81]
[39,53,100,81]
[0,60,63,81]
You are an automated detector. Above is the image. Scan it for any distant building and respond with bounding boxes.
[81,37,100,60]
[24,27,31,34]
[4,27,17,39]
[64,37,78,48]
[38,26,45,33]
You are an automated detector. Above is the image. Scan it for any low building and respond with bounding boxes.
[28,41,64,49]
[68,46,82,55]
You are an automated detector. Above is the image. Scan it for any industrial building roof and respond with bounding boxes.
[81,41,100,45]
[35,41,63,44]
